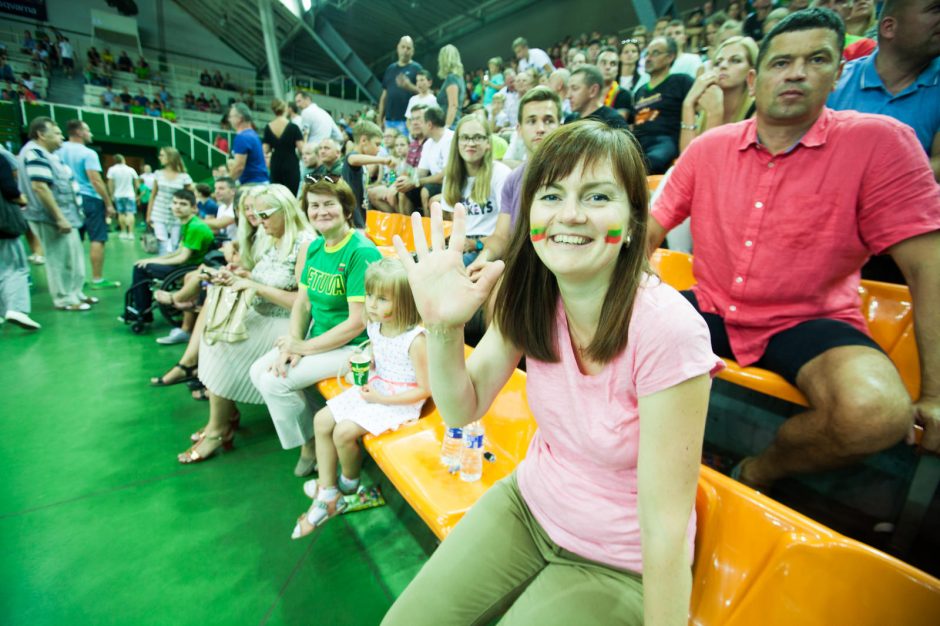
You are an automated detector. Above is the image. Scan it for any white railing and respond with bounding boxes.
[18,99,228,167]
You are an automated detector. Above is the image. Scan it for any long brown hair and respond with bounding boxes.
[443,116,494,207]
[493,121,650,364]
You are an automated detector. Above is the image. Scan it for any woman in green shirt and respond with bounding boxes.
[250,175,382,477]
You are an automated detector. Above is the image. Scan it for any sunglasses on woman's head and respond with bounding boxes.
[305,174,341,185]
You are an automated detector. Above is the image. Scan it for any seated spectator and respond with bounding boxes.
[184,91,196,110]
[290,258,428,536]
[209,95,222,114]
[136,56,150,81]
[197,92,210,111]
[762,8,790,36]
[200,69,212,86]
[586,38,602,63]
[125,189,215,324]
[228,103,270,184]
[101,48,114,69]
[412,106,454,211]
[134,89,149,107]
[119,87,132,111]
[202,176,238,240]
[727,0,745,20]
[146,101,162,117]
[300,143,318,180]
[390,106,428,213]
[482,57,505,107]
[717,19,745,45]
[195,183,219,219]
[680,36,758,152]
[547,68,571,116]
[813,0,877,55]
[178,185,315,464]
[384,119,721,626]
[87,46,101,68]
[665,20,704,77]
[99,85,116,109]
[295,89,344,146]
[213,70,224,88]
[0,53,14,83]
[703,11,730,54]
[309,137,343,179]
[249,176,382,476]
[744,0,774,41]
[565,64,630,130]
[513,36,554,76]
[648,9,940,489]
[633,37,694,173]
[158,84,171,105]
[117,50,133,72]
[596,46,635,121]
[345,121,395,219]
[845,0,877,37]
[468,86,562,276]
[440,115,511,266]
[21,30,36,56]
[21,73,36,95]
[619,40,649,95]
[829,0,940,180]
[405,70,438,122]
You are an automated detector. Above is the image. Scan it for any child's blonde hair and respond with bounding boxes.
[364,258,420,329]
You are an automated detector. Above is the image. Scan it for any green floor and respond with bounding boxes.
[0,237,430,625]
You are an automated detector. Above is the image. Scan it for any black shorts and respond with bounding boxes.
[424,183,442,198]
[681,290,883,385]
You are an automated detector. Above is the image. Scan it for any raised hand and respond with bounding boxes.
[393,203,504,329]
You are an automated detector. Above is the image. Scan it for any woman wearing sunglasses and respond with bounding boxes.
[179,184,314,463]
[250,175,382,477]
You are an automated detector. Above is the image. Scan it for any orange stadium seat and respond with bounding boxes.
[647,174,665,193]
[650,248,934,553]
[365,211,408,247]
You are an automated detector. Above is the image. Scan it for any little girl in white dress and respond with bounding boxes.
[292,258,430,538]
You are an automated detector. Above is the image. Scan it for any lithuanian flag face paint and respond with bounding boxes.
[605,226,624,244]
[530,226,547,242]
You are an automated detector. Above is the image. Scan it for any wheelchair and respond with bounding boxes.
[121,249,226,334]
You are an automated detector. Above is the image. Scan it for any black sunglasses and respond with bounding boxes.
[304,174,341,185]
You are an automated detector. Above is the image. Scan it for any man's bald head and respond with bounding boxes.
[397,36,415,63]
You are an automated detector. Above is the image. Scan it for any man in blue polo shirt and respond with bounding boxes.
[227,102,269,184]
[828,0,940,180]
[57,119,120,289]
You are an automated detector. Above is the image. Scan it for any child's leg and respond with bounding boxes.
[333,421,369,481]
[313,407,338,488]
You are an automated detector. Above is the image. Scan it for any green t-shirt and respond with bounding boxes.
[179,216,215,265]
[300,230,381,344]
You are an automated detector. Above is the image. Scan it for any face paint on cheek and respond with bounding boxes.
[530,225,547,242]
[604,226,624,244]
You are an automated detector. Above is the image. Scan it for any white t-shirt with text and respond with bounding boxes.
[441,161,511,237]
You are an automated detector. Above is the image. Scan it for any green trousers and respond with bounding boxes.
[382,473,644,625]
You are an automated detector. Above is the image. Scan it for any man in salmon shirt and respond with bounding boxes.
[648,8,940,489]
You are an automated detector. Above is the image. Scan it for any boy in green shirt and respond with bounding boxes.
[123,189,215,324]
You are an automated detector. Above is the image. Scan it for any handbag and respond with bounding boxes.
[0,195,28,239]
[202,283,256,345]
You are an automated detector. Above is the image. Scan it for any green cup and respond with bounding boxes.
[350,352,371,386]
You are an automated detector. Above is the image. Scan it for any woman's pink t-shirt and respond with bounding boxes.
[516,278,724,573]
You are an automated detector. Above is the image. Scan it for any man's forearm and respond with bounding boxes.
[910,269,940,398]
[90,175,112,206]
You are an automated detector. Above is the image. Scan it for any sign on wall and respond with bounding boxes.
[0,0,48,21]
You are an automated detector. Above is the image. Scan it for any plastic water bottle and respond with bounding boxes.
[440,427,463,471]
[459,421,484,483]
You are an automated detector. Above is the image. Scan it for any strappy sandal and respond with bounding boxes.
[191,410,241,442]
[291,491,348,539]
[178,429,234,464]
[155,289,196,310]
[150,362,197,386]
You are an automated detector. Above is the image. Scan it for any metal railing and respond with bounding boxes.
[17,98,228,168]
